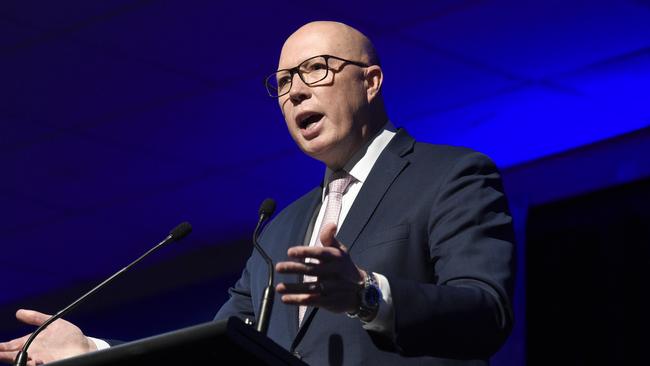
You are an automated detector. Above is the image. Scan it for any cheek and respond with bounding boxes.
[331,93,363,123]
[325,91,353,117]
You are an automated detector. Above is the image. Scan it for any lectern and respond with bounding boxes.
[47,317,307,366]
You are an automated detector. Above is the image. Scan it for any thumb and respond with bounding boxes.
[16,309,52,327]
[320,223,347,251]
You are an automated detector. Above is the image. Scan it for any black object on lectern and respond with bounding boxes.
[46,317,307,366]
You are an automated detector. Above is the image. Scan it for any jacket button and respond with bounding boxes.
[292,351,302,360]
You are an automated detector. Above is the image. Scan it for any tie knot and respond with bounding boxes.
[328,171,353,194]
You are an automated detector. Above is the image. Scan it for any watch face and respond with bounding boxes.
[364,286,380,307]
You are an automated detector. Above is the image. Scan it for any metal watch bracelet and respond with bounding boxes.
[347,271,380,322]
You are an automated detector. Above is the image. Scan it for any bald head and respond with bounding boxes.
[279,21,379,69]
[275,21,387,170]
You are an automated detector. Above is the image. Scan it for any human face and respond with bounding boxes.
[277,29,372,170]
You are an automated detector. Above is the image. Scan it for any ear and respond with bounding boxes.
[364,65,383,103]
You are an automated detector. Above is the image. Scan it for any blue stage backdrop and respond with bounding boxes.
[2,1,650,365]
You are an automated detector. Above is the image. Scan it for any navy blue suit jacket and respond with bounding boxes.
[215,129,515,365]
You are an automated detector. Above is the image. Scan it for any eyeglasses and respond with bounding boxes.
[264,54,369,97]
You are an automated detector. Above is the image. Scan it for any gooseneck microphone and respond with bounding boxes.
[14,222,192,366]
[253,198,276,334]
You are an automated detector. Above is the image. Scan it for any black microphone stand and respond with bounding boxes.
[14,222,192,366]
[252,199,276,335]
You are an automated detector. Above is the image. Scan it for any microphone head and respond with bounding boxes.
[258,198,276,218]
[169,222,192,241]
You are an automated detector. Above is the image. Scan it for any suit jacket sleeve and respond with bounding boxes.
[386,151,515,359]
[213,251,256,322]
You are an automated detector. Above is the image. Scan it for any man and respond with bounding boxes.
[214,21,515,365]
[0,21,514,366]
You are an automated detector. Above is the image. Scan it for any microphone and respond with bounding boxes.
[14,222,192,366]
[252,198,276,334]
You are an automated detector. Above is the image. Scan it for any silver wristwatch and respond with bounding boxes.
[347,271,380,322]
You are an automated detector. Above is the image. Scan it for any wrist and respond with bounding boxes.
[347,270,380,322]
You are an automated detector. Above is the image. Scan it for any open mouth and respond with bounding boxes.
[298,113,324,129]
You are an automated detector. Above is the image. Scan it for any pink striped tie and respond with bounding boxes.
[299,170,353,324]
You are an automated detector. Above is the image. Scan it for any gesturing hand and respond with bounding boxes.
[0,309,97,366]
[275,223,366,314]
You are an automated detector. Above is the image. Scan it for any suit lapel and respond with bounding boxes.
[337,129,414,251]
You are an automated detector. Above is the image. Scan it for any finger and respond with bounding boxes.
[319,224,348,252]
[277,280,356,298]
[276,282,322,294]
[319,223,339,248]
[0,335,28,352]
[0,342,15,352]
[275,261,325,277]
[279,293,322,306]
[0,351,18,363]
[276,260,343,278]
[286,246,341,262]
[16,309,52,327]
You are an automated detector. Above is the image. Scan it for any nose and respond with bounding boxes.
[287,72,311,104]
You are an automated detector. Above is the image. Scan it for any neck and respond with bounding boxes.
[325,116,388,171]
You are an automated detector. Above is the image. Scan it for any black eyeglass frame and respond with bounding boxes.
[264,54,370,97]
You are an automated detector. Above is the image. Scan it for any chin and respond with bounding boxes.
[297,141,327,159]
[306,145,346,169]
[302,145,329,161]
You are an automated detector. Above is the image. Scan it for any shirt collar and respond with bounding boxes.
[322,121,397,198]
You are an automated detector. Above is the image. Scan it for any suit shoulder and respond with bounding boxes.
[409,141,498,170]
